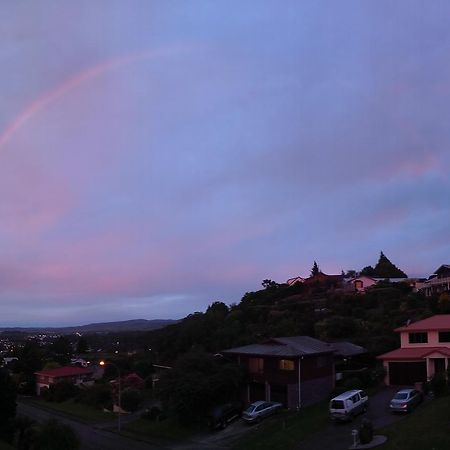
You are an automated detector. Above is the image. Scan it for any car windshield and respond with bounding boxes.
[393,393,409,400]
[330,400,345,409]
[244,405,257,414]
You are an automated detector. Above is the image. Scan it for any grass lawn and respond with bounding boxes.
[380,395,450,450]
[27,398,113,424]
[123,417,205,442]
[232,401,329,450]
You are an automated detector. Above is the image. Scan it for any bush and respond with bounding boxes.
[343,377,363,390]
[33,419,80,450]
[45,382,79,402]
[142,406,164,421]
[427,372,448,397]
[359,418,373,444]
[77,383,112,409]
[121,388,142,412]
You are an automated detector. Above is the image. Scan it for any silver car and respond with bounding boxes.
[242,400,283,423]
[389,388,423,413]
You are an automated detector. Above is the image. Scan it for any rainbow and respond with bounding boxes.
[0,49,168,148]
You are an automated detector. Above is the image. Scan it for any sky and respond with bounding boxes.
[1,1,450,326]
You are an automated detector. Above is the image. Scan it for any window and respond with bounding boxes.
[279,359,295,371]
[408,332,428,344]
[248,357,264,373]
[438,331,450,342]
[355,280,363,289]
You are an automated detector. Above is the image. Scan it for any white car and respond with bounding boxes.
[329,389,368,422]
[242,401,283,423]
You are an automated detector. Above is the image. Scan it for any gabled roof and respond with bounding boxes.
[222,336,333,358]
[395,315,450,332]
[286,276,305,285]
[329,341,367,357]
[377,346,450,360]
[35,366,94,377]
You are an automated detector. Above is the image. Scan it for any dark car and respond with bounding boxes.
[389,388,423,413]
[242,400,283,424]
[207,402,242,430]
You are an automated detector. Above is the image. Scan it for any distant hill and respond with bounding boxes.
[0,319,177,334]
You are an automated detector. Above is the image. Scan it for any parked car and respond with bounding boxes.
[207,402,242,430]
[242,400,283,424]
[329,389,368,422]
[389,388,423,413]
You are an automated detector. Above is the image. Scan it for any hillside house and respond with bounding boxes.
[222,336,335,409]
[35,366,95,395]
[416,265,450,297]
[377,315,450,385]
[286,276,305,286]
[349,276,377,293]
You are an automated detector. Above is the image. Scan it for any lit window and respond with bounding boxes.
[279,359,295,371]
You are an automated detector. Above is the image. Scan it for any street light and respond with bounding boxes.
[99,360,121,432]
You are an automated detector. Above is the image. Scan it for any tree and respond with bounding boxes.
[0,369,17,442]
[33,419,80,450]
[373,252,407,278]
[310,261,320,276]
[76,337,89,354]
[261,279,278,290]
[50,336,73,364]
[157,350,243,424]
[360,265,375,276]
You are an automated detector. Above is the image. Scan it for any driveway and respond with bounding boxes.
[295,387,426,450]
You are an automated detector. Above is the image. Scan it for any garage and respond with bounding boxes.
[388,361,427,385]
[270,384,288,406]
[249,382,265,402]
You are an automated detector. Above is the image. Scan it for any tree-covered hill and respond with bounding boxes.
[146,278,442,365]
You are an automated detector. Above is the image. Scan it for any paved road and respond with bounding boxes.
[295,387,425,450]
[17,401,169,450]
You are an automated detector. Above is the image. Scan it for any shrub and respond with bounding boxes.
[33,419,80,450]
[121,388,142,412]
[427,372,448,397]
[359,418,373,444]
[343,377,363,390]
[46,382,79,402]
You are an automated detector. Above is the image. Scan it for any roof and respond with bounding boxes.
[329,341,367,357]
[331,390,363,400]
[377,346,450,360]
[222,336,334,358]
[395,315,450,332]
[434,264,450,274]
[286,276,304,285]
[35,366,94,377]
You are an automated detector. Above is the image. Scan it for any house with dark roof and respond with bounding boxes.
[377,315,450,385]
[416,265,450,297]
[35,366,95,395]
[222,336,335,409]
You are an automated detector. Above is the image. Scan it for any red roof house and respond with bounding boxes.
[377,315,450,385]
[35,366,95,395]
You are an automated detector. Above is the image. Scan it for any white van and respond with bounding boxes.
[329,389,368,421]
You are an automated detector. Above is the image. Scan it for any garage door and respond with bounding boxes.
[249,382,265,402]
[389,361,427,385]
[270,384,288,406]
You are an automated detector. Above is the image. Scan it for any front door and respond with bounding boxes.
[434,358,446,374]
